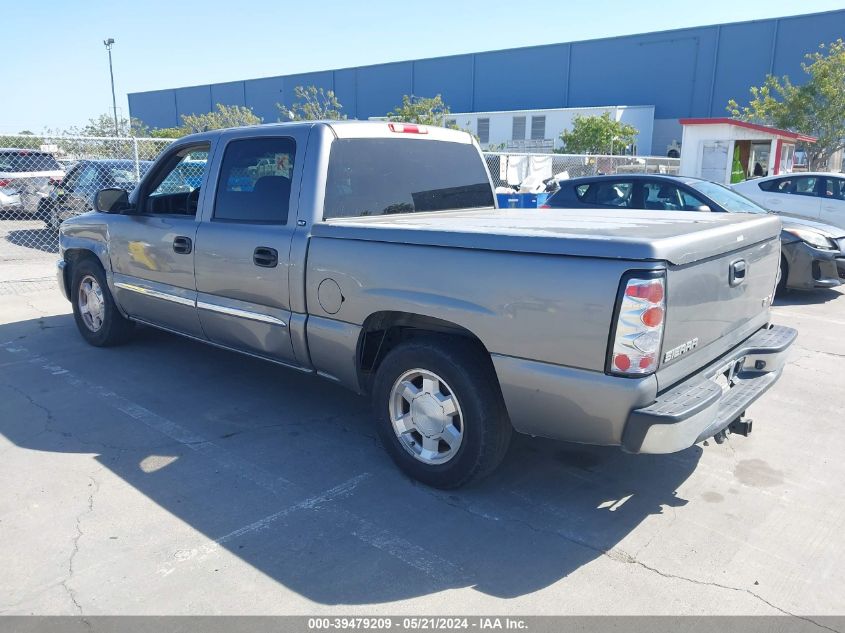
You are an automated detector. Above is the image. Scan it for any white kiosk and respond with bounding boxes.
[678,118,816,185]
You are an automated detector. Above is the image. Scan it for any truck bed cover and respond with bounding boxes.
[314,208,781,266]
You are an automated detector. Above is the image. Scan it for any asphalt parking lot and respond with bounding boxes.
[0,282,843,619]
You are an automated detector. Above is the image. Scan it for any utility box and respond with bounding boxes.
[678,118,816,185]
[496,192,551,208]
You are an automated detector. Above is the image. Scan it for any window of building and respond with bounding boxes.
[213,137,296,224]
[512,116,526,141]
[530,116,546,140]
[477,118,490,144]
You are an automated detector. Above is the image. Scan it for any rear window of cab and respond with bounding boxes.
[323,138,493,219]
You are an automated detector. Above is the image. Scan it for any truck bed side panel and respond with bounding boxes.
[305,237,652,372]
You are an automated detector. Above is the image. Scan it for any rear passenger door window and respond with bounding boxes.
[213,137,296,224]
[792,176,820,197]
[765,176,819,197]
[591,181,633,208]
[642,182,707,211]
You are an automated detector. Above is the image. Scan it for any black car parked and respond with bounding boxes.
[39,159,153,230]
[543,174,845,293]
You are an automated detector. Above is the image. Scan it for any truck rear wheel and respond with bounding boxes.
[71,258,134,347]
[371,337,512,488]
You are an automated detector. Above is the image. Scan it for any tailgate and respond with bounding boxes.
[656,234,780,390]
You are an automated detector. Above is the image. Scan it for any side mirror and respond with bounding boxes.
[694,204,712,212]
[94,188,130,213]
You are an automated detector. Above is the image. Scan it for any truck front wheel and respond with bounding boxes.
[371,337,512,488]
[71,258,134,347]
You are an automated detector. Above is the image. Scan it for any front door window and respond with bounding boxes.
[143,145,210,216]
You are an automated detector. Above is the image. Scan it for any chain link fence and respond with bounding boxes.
[0,134,173,293]
[0,136,680,295]
[483,152,680,189]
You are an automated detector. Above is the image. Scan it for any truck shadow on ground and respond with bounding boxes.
[0,314,699,604]
[5,227,59,253]
[773,288,842,306]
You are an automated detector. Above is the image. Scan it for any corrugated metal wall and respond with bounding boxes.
[128,10,845,140]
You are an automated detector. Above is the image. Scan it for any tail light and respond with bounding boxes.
[388,122,428,134]
[0,179,11,188]
[539,204,551,209]
[607,272,666,376]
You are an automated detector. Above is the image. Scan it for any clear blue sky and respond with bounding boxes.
[2,0,843,133]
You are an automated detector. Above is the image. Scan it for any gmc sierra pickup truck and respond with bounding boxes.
[57,121,796,488]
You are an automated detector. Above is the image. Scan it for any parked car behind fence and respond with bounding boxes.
[0,149,64,214]
[39,159,154,230]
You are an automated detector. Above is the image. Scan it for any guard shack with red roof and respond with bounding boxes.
[678,118,816,185]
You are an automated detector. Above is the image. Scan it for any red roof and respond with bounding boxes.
[678,117,816,143]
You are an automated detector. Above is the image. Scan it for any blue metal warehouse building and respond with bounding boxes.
[128,9,845,155]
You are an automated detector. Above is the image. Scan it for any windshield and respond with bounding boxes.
[689,180,768,214]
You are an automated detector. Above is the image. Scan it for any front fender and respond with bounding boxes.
[59,219,125,314]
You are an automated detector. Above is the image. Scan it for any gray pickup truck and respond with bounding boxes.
[57,121,796,488]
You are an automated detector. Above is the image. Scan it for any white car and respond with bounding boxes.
[732,172,845,230]
[0,148,65,214]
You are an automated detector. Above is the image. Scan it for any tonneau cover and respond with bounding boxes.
[313,208,781,266]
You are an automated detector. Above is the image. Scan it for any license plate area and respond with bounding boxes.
[712,357,746,393]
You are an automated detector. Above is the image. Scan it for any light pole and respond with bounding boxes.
[103,38,119,136]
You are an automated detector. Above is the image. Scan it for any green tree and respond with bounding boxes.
[0,131,41,149]
[68,113,150,137]
[557,112,639,154]
[280,85,345,121]
[179,103,262,133]
[727,39,845,170]
[148,127,185,139]
[386,94,451,126]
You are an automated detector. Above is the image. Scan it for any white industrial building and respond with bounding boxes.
[445,105,655,154]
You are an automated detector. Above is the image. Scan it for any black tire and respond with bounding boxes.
[36,199,53,225]
[776,255,789,295]
[70,258,134,347]
[371,336,512,489]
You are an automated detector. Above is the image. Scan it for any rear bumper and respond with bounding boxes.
[622,324,797,453]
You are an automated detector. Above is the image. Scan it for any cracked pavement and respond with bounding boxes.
[0,285,843,621]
